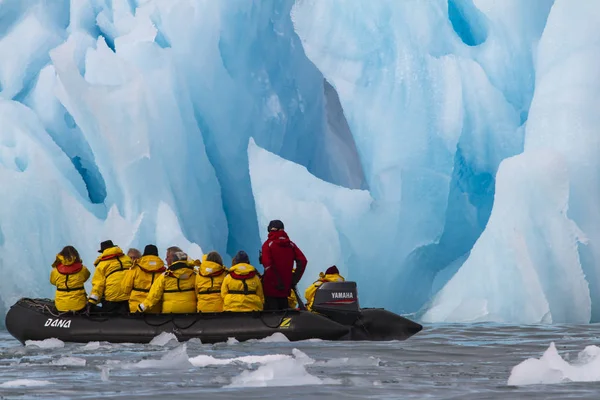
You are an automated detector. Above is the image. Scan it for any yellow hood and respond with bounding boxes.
[199,260,226,276]
[167,261,195,279]
[137,255,165,272]
[52,253,78,268]
[229,263,257,276]
[94,246,126,265]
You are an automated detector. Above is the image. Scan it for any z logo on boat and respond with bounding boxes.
[44,318,71,328]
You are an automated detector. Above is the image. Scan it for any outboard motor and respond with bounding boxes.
[312,282,360,325]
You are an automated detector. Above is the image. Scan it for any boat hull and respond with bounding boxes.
[5,298,422,344]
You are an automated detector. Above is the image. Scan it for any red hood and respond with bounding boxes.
[57,262,83,275]
[267,230,293,247]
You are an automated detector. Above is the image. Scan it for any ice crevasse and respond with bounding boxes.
[0,0,599,324]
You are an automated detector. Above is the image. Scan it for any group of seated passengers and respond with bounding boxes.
[50,240,345,314]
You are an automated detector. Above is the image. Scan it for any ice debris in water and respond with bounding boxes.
[227,348,340,388]
[24,338,65,349]
[252,332,290,343]
[508,342,600,386]
[0,379,55,388]
[51,356,86,367]
[226,337,239,345]
[189,353,291,368]
[149,332,179,346]
[81,341,112,351]
[125,344,192,370]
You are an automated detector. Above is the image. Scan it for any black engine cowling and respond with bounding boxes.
[312,281,361,325]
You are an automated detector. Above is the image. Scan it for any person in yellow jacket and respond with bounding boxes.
[195,251,227,312]
[221,251,264,312]
[305,266,345,310]
[88,240,132,314]
[50,246,91,312]
[138,247,197,313]
[121,244,166,313]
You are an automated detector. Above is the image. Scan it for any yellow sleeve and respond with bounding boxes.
[89,264,106,304]
[82,267,91,282]
[50,268,58,286]
[220,275,230,298]
[141,274,165,311]
[304,282,321,310]
[256,279,264,302]
[121,267,136,296]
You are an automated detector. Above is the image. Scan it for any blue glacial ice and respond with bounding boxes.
[0,0,599,324]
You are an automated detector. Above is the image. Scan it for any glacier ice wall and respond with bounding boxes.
[1,0,599,323]
[424,0,600,323]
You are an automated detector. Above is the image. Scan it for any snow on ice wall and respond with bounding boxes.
[1,0,599,324]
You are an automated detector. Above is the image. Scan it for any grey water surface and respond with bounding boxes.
[1,324,600,399]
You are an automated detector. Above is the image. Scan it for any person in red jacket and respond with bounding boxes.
[260,220,307,310]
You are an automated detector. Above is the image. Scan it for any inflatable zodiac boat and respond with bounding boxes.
[5,282,422,344]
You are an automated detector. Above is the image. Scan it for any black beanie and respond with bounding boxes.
[326,265,339,275]
[143,244,159,257]
[267,220,284,232]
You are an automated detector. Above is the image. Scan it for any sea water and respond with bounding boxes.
[2,325,600,399]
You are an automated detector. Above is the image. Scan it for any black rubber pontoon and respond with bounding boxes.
[5,282,422,344]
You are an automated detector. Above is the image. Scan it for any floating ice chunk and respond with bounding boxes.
[0,379,54,388]
[81,341,112,351]
[252,332,290,343]
[226,337,239,345]
[508,342,600,386]
[130,345,192,369]
[189,354,290,368]
[227,348,338,388]
[149,332,178,346]
[52,356,86,367]
[25,338,65,349]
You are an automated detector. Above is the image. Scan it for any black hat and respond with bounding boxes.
[98,240,115,253]
[232,250,250,265]
[326,265,340,275]
[267,220,284,232]
[143,244,159,257]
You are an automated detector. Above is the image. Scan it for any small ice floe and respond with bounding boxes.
[189,353,290,367]
[129,344,192,369]
[149,332,178,346]
[0,379,54,388]
[81,341,112,351]
[226,337,239,345]
[227,348,340,388]
[51,356,86,367]
[508,342,600,386]
[25,338,65,349]
[251,332,290,343]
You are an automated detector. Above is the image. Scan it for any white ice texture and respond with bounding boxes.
[508,342,600,386]
[0,0,598,323]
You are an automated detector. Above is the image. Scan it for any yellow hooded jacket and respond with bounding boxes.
[139,261,197,313]
[195,260,227,312]
[221,263,264,312]
[89,247,132,304]
[121,255,166,313]
[305,272,345,310]
[50,254,91,312]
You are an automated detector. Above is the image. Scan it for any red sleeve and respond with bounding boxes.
[261,241,273,268]
[292,243,307,280]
